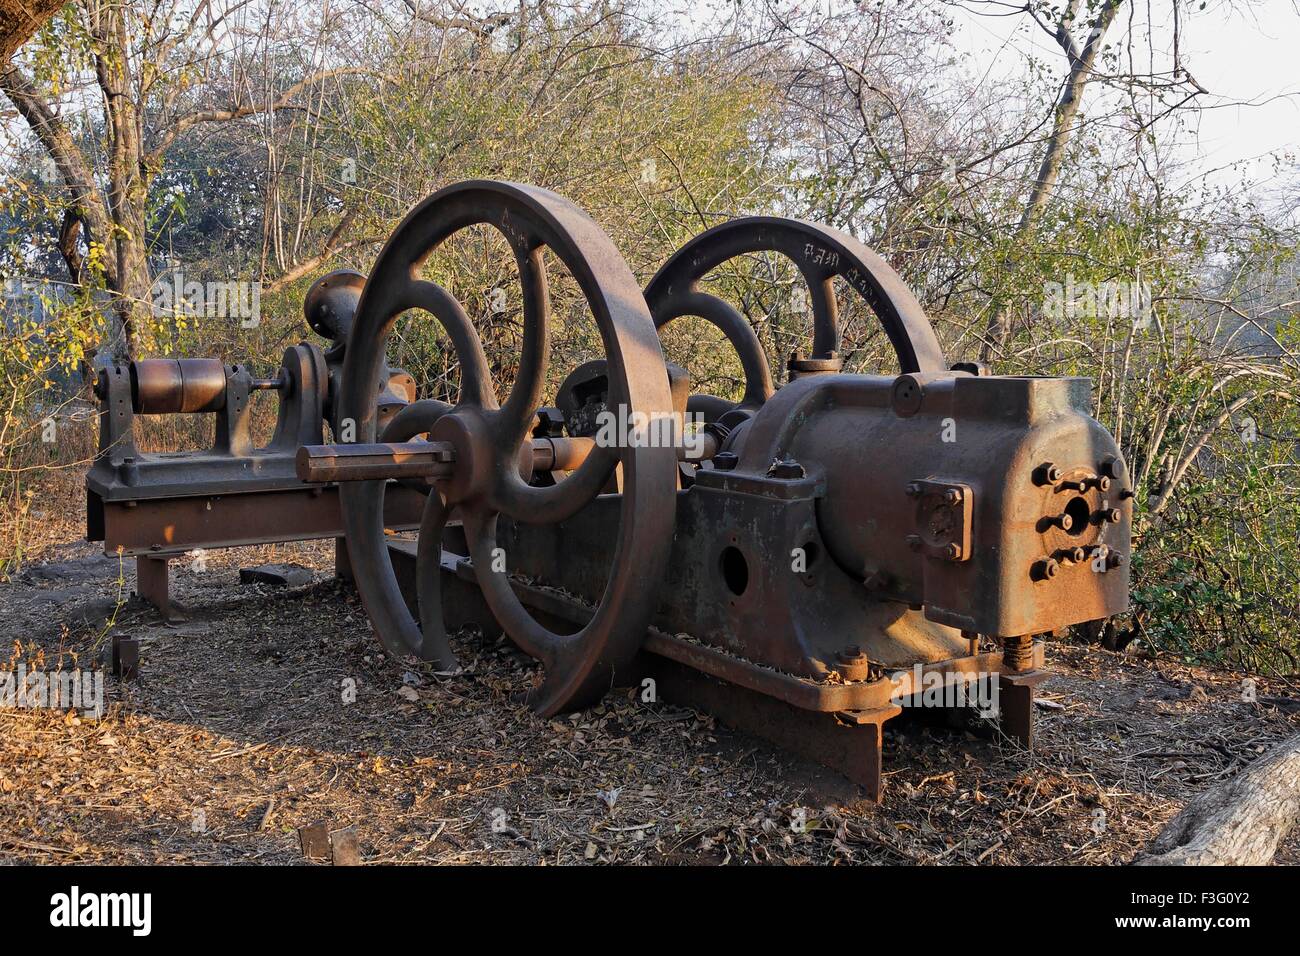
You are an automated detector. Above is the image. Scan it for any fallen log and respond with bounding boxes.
[1135,732,1300,865]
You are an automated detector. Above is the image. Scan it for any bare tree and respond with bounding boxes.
[971,0,1208,359]
[1,0,374,358]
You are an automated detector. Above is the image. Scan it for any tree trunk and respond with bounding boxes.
[1135,732,1300,865]
[981,0,1122,361]
[0,0,65,63]
[91,0,150,359]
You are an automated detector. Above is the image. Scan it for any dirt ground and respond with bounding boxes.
[2,513,1298,865]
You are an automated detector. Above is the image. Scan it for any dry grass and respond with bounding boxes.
[1,512,1298,865]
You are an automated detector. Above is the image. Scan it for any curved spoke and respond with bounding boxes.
[644,217,947,393]
[381,399,453,443]
[414,487,458,669]
[493,245,549,449]
[397,280,496,408]
[337,482,426,658]
[462,506,556,666]
[661,291,773,408]
[802,274,840,358]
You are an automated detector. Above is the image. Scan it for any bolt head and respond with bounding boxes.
[770,457,804,479]
[944,542,961,560]
[905,482,923,497]
[943,488,962,505]
[1033,558,1059,581]
[1035,462,1064,486]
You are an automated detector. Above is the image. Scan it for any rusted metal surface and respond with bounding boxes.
[333,180,677,715]
[294,434,713,484]
[86,344,328,502]
[384,538,1038,801]
[84,274,422,615]
[297,441,457,483]
[1002,634,1037,672]
[639,654,893,801]
[999,671,1049,747]
[130,358,228,414]
[643,216,948,414]
[98,485,426,557]
[86,179,1133,798]
[111,634,140,681]
[134,556,173,621]
[714,373,1132,639]
[300,181,1132,795]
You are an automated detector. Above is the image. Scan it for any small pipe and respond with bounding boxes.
[250,371,287,391]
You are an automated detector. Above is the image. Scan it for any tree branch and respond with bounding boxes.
[261,211,377,293]
[0,64,117,287]
[147,67,383,166]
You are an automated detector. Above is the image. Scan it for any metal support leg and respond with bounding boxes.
[639,653,898,802]
[334,537,354,583]
[135,555,171,619]
[111,634,139,680]
[998,671,1049,747]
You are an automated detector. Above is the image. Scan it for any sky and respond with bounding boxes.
[946,0,1300,191]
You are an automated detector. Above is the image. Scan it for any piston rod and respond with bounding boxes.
[297,431,718,484]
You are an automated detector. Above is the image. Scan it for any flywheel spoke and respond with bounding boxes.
[336,180,677,712]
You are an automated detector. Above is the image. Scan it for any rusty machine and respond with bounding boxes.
[87,179,1130,798]
[84,271,423,617]
[286,180,1132,799]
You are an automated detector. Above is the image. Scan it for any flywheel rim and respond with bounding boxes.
[339,180,677,715]
[644,217,948,410]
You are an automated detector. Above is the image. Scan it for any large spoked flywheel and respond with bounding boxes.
[336,181,678,715]
[645,217,947,413]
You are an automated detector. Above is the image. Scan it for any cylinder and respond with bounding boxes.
[530,432,716,472]
[129,358,227,414]
[532,436,594,472]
